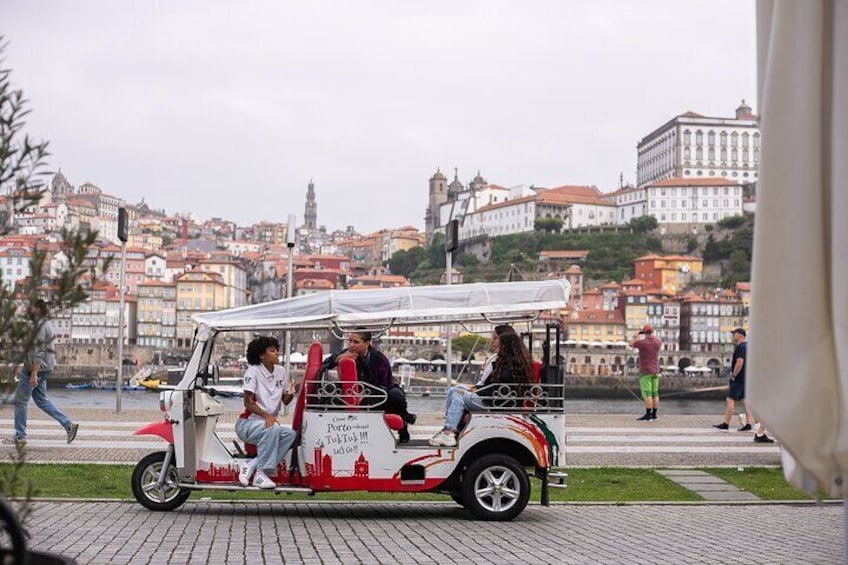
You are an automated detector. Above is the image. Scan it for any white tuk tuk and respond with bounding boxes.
[131,278,570,521]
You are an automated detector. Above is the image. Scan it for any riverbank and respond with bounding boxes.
[49,372,729,401]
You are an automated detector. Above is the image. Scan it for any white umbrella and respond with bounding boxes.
[288,352,307,363]
[589,341,604,348]
[430,359,447,365]
[412,358,430,364]
[751,0,848,502]
[392,357,411,365]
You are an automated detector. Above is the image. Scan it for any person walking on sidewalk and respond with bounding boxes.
[713,328,754,432]
[630,324,662,421]
[10,299,78,445]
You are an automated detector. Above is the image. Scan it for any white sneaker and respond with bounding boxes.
[428,430,457,448]
[238,459,258,487]
[253,470,276,489]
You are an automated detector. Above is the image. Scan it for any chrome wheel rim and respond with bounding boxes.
[140,462,182,504]
[473,465,520,513]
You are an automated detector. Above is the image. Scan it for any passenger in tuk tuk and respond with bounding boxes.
[235,336,297,488]
[326,330,416,443]
[429,328,531,447]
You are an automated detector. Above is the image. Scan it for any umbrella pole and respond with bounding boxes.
[844,499,847,565]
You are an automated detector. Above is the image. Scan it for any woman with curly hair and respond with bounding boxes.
[429,327,532,447]
[235,335,297,488]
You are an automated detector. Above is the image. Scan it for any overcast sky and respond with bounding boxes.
[4,1,756,234]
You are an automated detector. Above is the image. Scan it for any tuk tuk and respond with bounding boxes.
[131,278,570,521]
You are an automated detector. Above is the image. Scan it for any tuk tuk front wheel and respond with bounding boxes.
[461,453,530,521]
[131,451,190,511]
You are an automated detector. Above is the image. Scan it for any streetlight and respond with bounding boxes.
[444,219,458,384]
[116,206,128,413]
[284,214,296,375]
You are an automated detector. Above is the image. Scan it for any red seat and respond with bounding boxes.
[336,356,404,431]
[292,342,324,432]
[338,357,360,408]
[383,413,404,431]
[531,361,542,384]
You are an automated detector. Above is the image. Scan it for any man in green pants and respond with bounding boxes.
[630,324,662,421]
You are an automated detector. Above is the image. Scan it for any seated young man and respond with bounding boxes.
[235,336,297,488]
[326,330,416,443]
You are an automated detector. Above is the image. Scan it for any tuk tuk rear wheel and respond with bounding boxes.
[131,451,190,511]
[461,453,530,521]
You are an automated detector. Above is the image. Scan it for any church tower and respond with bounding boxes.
[51,169,74,201]
[304,180,317,231]
[425,168,448,244]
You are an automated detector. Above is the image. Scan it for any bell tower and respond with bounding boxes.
[425,168,447,244]
[304,180,317,231]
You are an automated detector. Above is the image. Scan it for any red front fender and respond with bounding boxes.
[134,420,174,444]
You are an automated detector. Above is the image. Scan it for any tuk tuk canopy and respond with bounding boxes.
[193,278,571,333]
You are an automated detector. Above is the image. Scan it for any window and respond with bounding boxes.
[708,130,715,145]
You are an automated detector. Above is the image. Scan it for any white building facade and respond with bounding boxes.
[646,178,744,225]
[636,101,760,188]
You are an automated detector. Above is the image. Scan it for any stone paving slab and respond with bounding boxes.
[22,500,843,564]
[657,469,760,501]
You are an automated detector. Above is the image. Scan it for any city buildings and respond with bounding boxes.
[636,100,760,187]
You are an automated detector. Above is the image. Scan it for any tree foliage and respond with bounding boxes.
[717,215,747,230]
[0,36,106,524]
[534,217,563,233]
[628,215,658,233]
[450,333,491,360]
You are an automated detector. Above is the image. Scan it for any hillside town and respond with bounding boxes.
[2,102,757,374]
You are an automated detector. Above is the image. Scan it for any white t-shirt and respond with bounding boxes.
[242,363,289,420]
[476,353,498,387]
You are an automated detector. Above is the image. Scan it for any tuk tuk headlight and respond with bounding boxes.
[159,390,174,413]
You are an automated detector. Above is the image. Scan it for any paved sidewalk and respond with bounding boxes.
[24,500,843,564]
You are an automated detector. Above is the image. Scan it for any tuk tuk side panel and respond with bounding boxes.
[527,413,566,468]
[301,412,455,492]
[194,451,298,485]
[459,414,556,468]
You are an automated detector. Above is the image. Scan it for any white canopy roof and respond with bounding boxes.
[193,278,571,332]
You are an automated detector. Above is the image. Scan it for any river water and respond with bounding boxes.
[32,388,722,415]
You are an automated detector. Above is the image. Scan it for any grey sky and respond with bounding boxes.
[4,1,756,234]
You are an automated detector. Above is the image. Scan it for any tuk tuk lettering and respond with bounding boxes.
[325,416,370,455]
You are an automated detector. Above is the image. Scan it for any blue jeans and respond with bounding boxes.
[443,386,486,432]
[14,368,72,440]
[235,418,297,474]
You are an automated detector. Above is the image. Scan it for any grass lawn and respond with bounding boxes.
[703,467,831,501]
[5,464,703,503]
